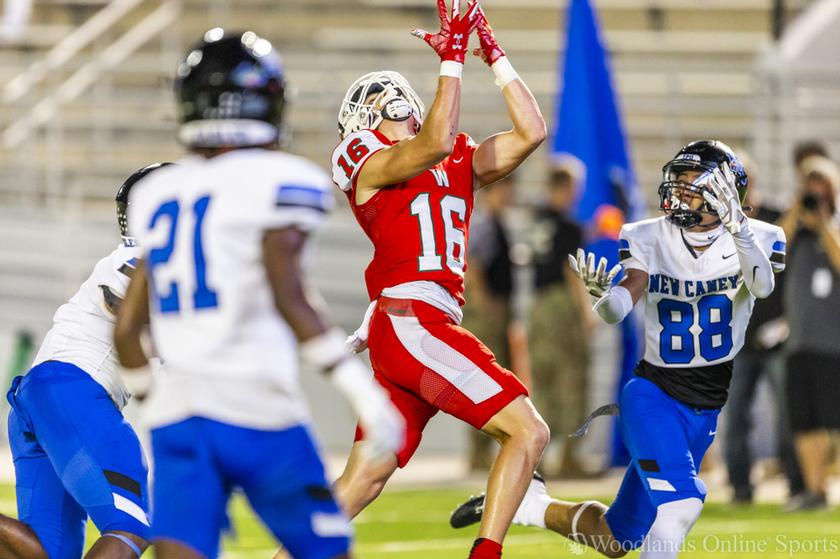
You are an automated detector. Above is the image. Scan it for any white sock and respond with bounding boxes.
[640,498,703,559]
[512,476,554,528]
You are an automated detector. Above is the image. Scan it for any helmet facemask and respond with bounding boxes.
[338,71,425,138]
[658,160,718,229]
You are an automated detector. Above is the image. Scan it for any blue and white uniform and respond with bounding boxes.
[127,150,350,559]
[7,242,150,559]
[605,216,785,548]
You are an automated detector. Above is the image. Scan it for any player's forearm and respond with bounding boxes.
[732,225,775,299]
[267,259,330,342]
[416,75,461,159]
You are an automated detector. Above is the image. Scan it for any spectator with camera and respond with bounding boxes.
[778,154,840,511]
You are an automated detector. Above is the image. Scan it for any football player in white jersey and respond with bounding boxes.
[450,141,786,558]
[2,163,171,559]
[113,30,403,559]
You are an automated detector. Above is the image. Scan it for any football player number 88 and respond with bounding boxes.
[658,294,733,364]
[410,193,467,276]
[147,195,219,313]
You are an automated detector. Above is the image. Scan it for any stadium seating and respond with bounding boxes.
[0,0,815,332]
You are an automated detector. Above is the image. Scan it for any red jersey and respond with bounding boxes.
[331,129,478,305]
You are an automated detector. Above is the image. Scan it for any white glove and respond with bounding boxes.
[345,300,377,354]
[568,248,622,298]
[701,163,746,236]
[331,359,406,464]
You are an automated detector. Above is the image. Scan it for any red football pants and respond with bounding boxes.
[355,297,528,467]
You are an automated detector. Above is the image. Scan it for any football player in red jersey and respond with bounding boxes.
[329,2,548,557]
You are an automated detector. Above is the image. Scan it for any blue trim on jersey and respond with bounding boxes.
[7,362,150,559]
[619,239,630,250]
[275,184,331,213]
[125,258,138,268]
[151,418,350,559]
[605,377,717,549]
[772,240,786,253]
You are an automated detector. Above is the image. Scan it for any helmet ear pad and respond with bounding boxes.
[380,96,413,122]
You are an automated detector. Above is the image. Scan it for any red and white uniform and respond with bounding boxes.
[332,129,527,467]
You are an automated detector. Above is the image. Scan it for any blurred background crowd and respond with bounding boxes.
[0,0,839,510]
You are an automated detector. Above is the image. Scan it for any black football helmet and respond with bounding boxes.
[175,28,286,148]
[658,140,748,229]
[116,162,173,243]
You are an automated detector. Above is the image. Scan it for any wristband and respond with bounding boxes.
[491,56,518,88]
[440,61,463,79]
[300,328,347,369]
[592,285,633,324]
[120,364,154,397]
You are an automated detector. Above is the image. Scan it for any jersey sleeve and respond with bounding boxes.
[94,247,140,316]
[618,223,648,272]
[262,166,335,233]
[767,225,786,274]
[331,129,389,192]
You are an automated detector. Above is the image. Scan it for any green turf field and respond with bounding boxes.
[2,483,839,558]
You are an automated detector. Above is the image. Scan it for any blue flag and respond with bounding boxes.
[552,0,643,466]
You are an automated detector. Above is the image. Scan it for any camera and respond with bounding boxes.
[802,193,820,210]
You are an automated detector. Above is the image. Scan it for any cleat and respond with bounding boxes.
[450,472,545,529]
[450,493,485,528]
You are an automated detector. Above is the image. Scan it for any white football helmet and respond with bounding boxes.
[338,71,425,138]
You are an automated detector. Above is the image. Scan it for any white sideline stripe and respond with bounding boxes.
[113,493,150,527]
[389,314,503,404]
[647,478,677,492]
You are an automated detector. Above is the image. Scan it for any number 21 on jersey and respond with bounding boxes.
[146,195,219,313]
[410,193,466,276]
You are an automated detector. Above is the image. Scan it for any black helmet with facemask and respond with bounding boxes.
[659,140,748,229]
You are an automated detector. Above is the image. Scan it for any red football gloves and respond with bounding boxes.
[472,6,505,66]
[411,0,481,64]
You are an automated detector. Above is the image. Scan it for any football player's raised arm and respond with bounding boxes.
[703,165,775,299]
[473,79,546,189]
[356,0,480,195]
[471,8,546,189]
[357,76,462,192]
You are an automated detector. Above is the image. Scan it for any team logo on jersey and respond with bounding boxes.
[430,168,450,188]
